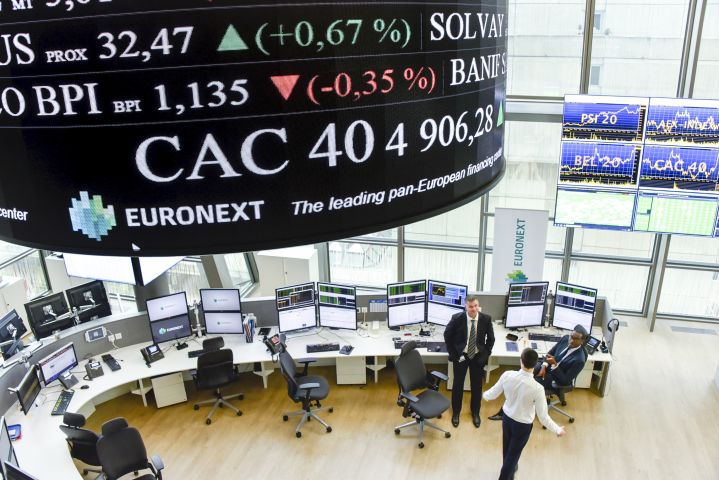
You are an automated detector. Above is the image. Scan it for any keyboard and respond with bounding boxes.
[188,349,207,358]
[306,343,340,353]
[528,333,562,343]
[102,354,121,371]
[51,390,74,416]
[394,340,428,349]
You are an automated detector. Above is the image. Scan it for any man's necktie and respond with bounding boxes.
[468,320,477,359]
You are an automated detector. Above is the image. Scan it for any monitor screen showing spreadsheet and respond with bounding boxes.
[387,280,426,327]
[505,305,545,329]
[318,283,356,309]
[507,282,548,306]
[553,282,597,332]
[426,302,463,327]
[204,312,244,335]
[201,289,242,312]
[278,305,316,333]
[276,283,315,311]
[318,306,357,330]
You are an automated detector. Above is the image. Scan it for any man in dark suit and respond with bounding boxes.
[488,325,588,421]
[444,295,495,428]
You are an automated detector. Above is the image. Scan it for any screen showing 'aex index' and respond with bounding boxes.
[0,0,507,256]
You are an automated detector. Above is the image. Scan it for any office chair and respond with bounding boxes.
[58,413,103,477]
[278,336,333,438]
[190,337,243,425]
[542,345,588,426]
[96,418,165,480]
[394,341,451,448]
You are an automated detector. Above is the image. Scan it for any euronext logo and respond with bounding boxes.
[506,270,528,283]
[69,192,116,241]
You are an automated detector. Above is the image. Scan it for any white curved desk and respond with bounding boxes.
[5,324,612,480]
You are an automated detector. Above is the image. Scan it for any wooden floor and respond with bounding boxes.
[82,315,719,480]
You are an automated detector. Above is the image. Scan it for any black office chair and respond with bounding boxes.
[59,413,103,477]
[394,341,451,448]
[543,345,588,426]
[96,418,165,480]
[190,337,243,425]
[278,337,333,438]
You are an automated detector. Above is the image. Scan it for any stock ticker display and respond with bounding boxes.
[0,0,507,255]
[556,95,719,238]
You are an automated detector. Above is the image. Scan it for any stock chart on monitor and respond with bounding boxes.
[644,98,719,146]
[562,96,647,143]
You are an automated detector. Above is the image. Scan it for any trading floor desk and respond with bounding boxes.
[4,323,612,480]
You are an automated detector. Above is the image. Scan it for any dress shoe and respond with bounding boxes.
[452,413,460,427]
[472,412,481,428]
[488,412,503,421]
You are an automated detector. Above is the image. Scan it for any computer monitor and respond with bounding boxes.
[0,310,27,360]
[505,305,545,329]
[276,283,315,311]
[24,293,72,339]
[426,280,467,326]
[553,282,597,333]
[318,283,357,330]
[37,342,78,386]
[145,292,192,344]
[65,280,112,323]
[4,462,39,480]
[200,288,242,312]
[14,366,41,416]
[278,305,316,333]
[0,416,19,477]
[506,282,549,306]
[387,280,427,328]
[204,312,244,335]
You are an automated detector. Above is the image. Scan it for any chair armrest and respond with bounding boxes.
[189,369,197,377]
[430,371,448,381]
[151,455,165,471]
[296,357,317,364]
[400,392,419,403]
[298,382,320,390]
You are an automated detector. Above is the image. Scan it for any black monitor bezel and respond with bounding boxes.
[4,462,39,480]
[505,281,549,307]
[387,279,427,328]
[426,279,468,327]
[24,293,70,333]
[0,310,27,343]
[65,280,109,310]
[317,282,357,308]
[553,281,598,332]
[204,311,245,335]
[275,282,316,312]
[37,342,78,386]
[504,304,547,329]
[144,291,189,323]
[15,366,41,416]
[0,415,18,475]
[277,304,317,333]
[200,288,242,313]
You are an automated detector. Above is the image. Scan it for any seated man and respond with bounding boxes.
[488,325,588,421]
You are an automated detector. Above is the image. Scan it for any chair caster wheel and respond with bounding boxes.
[134,472,139,476]
[206,419,211,425]
[445,432,451,438]
[418,443,424,449]
[237,411,242,416]
[561,401,567,407]
[395,429,400,435]
[296,432,302,438]
[283,415,289,421]
[307,416,311,421]
[239,394,244,400]
[569,418,575,423]
[437,414,442,419]
[326,427,332,433]
[329,407,333,413]
[219,403,223,408]
[194,405,199,410]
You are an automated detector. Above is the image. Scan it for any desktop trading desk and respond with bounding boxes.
[5,324,612,480]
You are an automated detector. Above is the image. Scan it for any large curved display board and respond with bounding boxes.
[0,0,506,255]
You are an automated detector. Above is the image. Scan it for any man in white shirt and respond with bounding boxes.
[483,348,566,480]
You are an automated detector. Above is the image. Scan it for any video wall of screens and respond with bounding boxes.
[556,95,719,237]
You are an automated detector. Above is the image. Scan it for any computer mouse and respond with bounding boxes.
[435,346,441,352]
[80,385,89,389]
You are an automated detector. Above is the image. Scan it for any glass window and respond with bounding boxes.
[693,0,719,99]
[356,228,397,240]
[0,250,49,300]
[667,235,719,265]
[404,248,478,290]
[488,121,562,214]
[588,0,690,97]
[330,242,397,287]
[572,229,655,260]
[486,217,566,253]
[658,268,719,318]
[507,0,586,96]
[568,260,649,311]
[0,241,32,266]
[225,253,254,289]
[167,259,209,305]
[404,199,481,245]
[482,253,563,293]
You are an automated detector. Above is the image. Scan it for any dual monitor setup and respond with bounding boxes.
[146,288,245,346]
[504,281,597,333]
[276,283,357,333]
[387,280,468,328]
[22,280,112,341]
